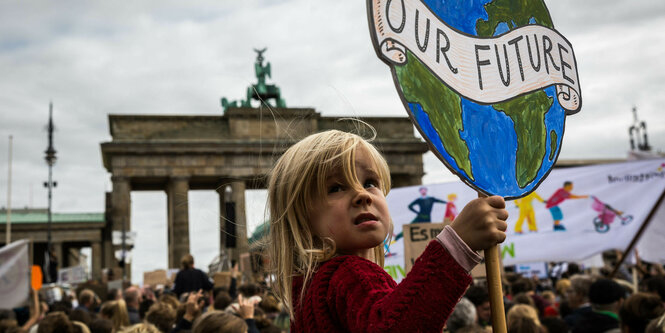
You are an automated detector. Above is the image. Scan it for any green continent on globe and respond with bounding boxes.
[476,0,552,35]
[549,130,557,160]
[476,0,555,188]
[395,51,473,180]
[493,93,553,188]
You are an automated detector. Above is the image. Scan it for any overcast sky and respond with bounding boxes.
[1,0,664,283]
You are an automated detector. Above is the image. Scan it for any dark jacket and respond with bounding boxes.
[572,310,619,333]
[172,268,214,297]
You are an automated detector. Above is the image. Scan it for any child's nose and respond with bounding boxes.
[353,190,372,206]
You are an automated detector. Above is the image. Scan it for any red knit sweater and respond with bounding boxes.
[291,240,472,332]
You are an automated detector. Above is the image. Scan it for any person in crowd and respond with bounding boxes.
[124,287,142,325]
[100,300,130,332]
[267,130,507,332]
[107,289,122,302]
[572,278,625,333]
[119,323,161,333]
[88,318,113,333]
[511,277,547,317]
[445,297,479,333]
[71,320,91,333]
[213,291,232,312]
[619,292,664,333]
[68,309,92,328]
[644,276,665,303]
[540,317,569,333]
[138,299,155,321]
[192,311,247,333]
[646,313,665,333]
[37,312,74,333]
[77,290,99,313]
[506,304,544,333]
[465,285,492,328]
[145,302,176,333]
[157,294,179,312]
[172,254,214,298]
[563,275,593,328]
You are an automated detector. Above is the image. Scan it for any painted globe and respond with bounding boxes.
[395,0,565,198]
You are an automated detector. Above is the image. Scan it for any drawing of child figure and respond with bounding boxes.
[545,181,589,231]
[408,186,446,223]
[443,193,458,223]
[514,191,545,234]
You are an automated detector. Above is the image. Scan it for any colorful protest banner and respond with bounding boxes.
[385,159,665,268]
[0,240,29,308]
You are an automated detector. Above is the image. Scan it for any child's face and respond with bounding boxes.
[309,146,390,260]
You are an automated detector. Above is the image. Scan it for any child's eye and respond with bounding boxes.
[328,184,344,194]
[364,179,379,189]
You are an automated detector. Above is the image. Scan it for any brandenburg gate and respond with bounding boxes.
[100,50,428,276]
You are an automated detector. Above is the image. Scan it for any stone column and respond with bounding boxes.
[167,177,190,269]
[91,241,103,280]
[231,181,248,263]
[216,186,228,252]
[111,176,131,279]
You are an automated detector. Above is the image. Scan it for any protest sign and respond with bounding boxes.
[369,2,583,330]
[0,240,29,308]
[143,269,168,287]
[58,265,87,285]
[213,272,232,288]
[402,223,486,278]
[386,159,665,266]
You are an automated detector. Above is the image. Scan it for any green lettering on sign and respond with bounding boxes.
[501,242,515,259]
[384,265,406,280]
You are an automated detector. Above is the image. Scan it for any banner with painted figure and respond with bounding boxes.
[368,0,581,198]
[383,159,665,281]
[0,239,30,308]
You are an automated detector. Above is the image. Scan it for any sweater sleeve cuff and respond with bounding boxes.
[435,225,482,273]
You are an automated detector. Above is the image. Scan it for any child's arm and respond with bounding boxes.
[322,197,507,333]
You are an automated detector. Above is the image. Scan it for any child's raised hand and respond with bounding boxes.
[450,196,508,251]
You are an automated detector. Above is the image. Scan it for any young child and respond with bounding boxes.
[267,130,508,332]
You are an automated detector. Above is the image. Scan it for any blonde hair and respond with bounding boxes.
[507,304,541,331]
[120,323,161,333]
[267,129,392,318]
[100,299,130,331]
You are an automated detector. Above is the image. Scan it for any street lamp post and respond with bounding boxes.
[44,102,57,283]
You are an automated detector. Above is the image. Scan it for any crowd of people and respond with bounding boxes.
[0,254,289,333]
[447,261,665,333]
[2,254,664,333]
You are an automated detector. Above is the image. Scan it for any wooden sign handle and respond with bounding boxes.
[485,245,507,333]
[480,193,507,333]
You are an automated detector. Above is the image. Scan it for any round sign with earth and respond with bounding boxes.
[368,0,581,198]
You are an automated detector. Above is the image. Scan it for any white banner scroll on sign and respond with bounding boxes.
[369,0,582,113]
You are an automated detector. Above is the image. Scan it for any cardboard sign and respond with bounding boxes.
[58,265,87,285]
[143,269,168,287]
[31,265,43,291]
[213,272,232,288]
[239,253,252,273]
[403,223,485,278]
[367,0,582,198]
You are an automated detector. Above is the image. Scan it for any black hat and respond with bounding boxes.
[589,278,625,305]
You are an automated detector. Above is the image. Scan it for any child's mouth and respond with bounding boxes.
[354,213,378,225]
